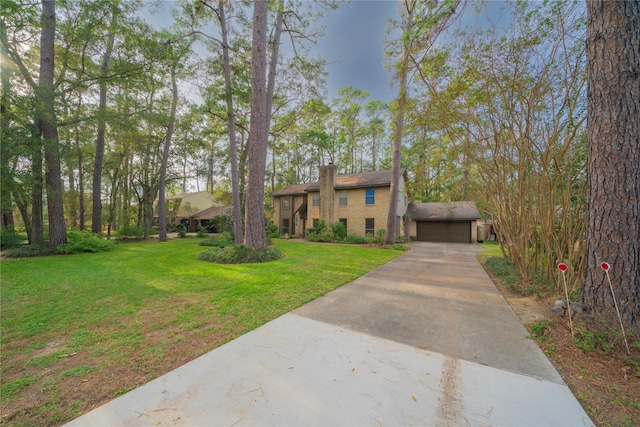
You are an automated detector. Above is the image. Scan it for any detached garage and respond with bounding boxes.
[409,202,481,243]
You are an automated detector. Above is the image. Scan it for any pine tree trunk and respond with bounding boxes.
[158,66,178,242]
[583,0,640,333]
[40,0,66,248]
[243,0,269,249]
[75,97,85,230]
[386,5,413,244]
[30,126,44,245]
[92,33,115,234]
[218,1,243,243]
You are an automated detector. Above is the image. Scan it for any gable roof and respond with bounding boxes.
[272,169,405,196]
[408,201,480,220]
[272,183,314,197]
[192,206,233,220]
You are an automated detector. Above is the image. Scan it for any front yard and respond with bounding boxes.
[0,238,401,426]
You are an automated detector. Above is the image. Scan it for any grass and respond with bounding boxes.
[477,241,522,291]
[477,240,504,258]
[0,237,402,426]
[477,240,640,426]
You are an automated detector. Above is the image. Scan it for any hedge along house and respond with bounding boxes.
[408,201,481,243]
[272,165,409,239]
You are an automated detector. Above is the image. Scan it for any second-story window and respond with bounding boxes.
[365,188,375,205]
[339,190,348,206]
[281,197,290,210]
[312,192,320,207]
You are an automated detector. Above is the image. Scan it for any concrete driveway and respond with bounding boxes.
[66,242,593,427]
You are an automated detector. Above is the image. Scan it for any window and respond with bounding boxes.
[312,192,320,207]
[282,219,289,234]
[281,197,290,210]
[339,218,347,231]
[339,190,348,206]
[365,218,375,235]
[313,218,320,228]
[365,188,375,205]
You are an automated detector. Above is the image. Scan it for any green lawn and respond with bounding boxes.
[0,238,402,426]
[477,240,505,259]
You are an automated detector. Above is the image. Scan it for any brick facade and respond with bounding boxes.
[272,168,408,239]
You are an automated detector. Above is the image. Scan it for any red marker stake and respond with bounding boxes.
[601,262,630,355]
[557,263,573,336]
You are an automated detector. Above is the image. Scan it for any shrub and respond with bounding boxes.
[197,244,283,264]
[5,244,56,258]
[345,235,366,244]
[266,221,279,238]
[196,226,207,238]
[331,222,347,241]
[392,243,409,251]
[177,229,187,238]
[56,230,116,254]
[484,256,521,291]
[306,220,342,242]
[0,228,26,250]
[199,231,233,247]
[308,228,334,242]
[364,232,376,244]
[207,215,234,236]
[375,229,386,245]
[115,224,144,240]
[305,220,326,239]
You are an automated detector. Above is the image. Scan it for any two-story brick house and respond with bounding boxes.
[272,165,408,239]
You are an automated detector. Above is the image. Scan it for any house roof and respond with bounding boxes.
[272,169,405,196]
[408,201,481,220]
[272,183,315,197]
[192,206,233,220]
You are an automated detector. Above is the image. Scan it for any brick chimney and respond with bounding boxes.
[319,163,337,225]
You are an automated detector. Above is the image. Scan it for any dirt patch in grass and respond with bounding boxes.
[0,320,242,426]
[484,268,640,427]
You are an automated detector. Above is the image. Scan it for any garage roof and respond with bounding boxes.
[408,201,480,220]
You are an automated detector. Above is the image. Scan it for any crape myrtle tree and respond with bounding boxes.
[583,1,640,335]
[413,2,588,292]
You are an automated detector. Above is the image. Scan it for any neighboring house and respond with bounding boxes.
[154,191,230,232]
[408,201,481,243]
[272,165,409,239]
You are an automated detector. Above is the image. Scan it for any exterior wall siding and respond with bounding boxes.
[333,187,391,238]
[307,191,320,228]
[274,194,307,238]
[304,186,407,239]
[273,171,411,240]
[177,192,215,215]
